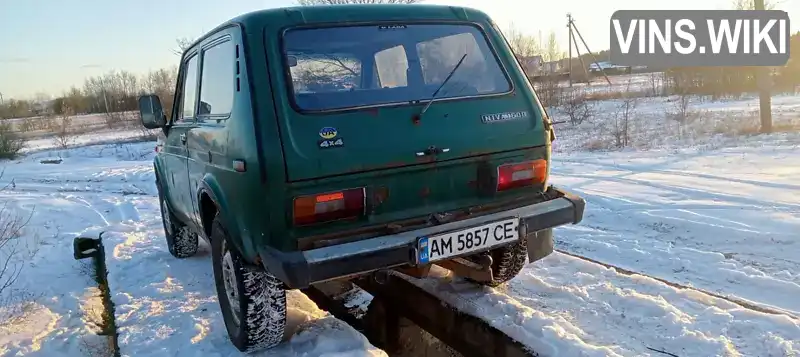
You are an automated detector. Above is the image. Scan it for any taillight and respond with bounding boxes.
[496,159,547,191]
[293,188,366,225]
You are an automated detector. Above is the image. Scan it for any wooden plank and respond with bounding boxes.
[355,273,537,357]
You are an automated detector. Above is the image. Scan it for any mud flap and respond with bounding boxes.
[525,228,554,263]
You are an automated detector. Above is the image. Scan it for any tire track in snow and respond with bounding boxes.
[410,254,800,357]
[555,158,800,192]
[550,155,800,316]
[555,171,800,212]
[63,194,113,227]
[555,249,800,321]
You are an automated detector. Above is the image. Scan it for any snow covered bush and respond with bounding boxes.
[0,122,25,159]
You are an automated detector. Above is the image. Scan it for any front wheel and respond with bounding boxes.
[157,183,198,258]
[210,214,287,352]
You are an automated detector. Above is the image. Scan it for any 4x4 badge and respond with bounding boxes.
[319,138,344,149]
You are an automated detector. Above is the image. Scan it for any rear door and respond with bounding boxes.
[274,23,548,227]
[277,23,546,182]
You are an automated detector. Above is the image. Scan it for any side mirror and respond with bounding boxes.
[138,94,167,129]
[199,101,211,116]
[287,55,298,67]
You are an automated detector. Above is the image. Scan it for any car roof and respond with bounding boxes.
[186,4,493,51]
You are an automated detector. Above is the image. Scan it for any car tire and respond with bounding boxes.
[469,239,528,288]
[157,182,199,259]
[210,213,287,352]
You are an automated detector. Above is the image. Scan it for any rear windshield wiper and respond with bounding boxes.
[418,53,467,118]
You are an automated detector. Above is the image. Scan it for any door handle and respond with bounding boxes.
[180,133,187,144]
[415,146,450,157]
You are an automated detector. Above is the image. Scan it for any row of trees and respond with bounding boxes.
[503,24,565,63]
[0,67,179,121]
[0,0,795,121]
[664,33,800,99]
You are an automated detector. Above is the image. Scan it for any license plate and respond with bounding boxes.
[417,217,520,264]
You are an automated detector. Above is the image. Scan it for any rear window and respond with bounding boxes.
[282,24,512,112]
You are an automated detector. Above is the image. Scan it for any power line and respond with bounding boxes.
[566,14,611,87]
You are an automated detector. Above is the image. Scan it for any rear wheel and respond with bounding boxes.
[210,214,287,352]
[157,183,198,258]
[468,239,528,287]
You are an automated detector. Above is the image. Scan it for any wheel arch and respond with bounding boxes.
[196,175,249,262]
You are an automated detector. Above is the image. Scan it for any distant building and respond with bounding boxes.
[589,61,632,73]
[541,61,562,74]
[517,55,543,75]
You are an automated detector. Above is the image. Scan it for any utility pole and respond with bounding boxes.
[0,92,4,106]
[754,0,773,133]
[567,14,573,87]
[567,14,611,86]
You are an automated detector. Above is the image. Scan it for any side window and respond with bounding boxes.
[373,45,408,88]
[178,55,199,123]
[198,39,235,119]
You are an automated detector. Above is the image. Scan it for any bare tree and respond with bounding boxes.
[171,37,194,57]
[51,104,75,149]
[611,80,639,148]
[142,66,179,120]
[502,24,542,78]
[297,0,422,4]
[533,75,563,107]
[82,70,142,128]
[503,23,541,58]
[648,72,663,97]
[0,172,36,321]
[731,0,781,9]
[542,31,565,63]
[561,89,594,125]
[667,88,695,126]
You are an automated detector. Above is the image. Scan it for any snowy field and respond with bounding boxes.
[409,141,800,356]
[0,137,385,357]
[1,92,799,356]
[550,93,800,153]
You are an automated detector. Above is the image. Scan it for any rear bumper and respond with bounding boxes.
[259,186,586,289]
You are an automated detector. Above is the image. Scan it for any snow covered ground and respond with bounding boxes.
[0,137,385,357]
[560,72,659,96]
[21,128,152,154]
[550,93,800,153]
[552,145,800,317]
[393,135,800,356]
[1,92,799,357]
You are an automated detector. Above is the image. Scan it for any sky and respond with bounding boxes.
[0,0,797,100]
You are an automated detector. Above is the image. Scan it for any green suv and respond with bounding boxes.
[137,3,585,352]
